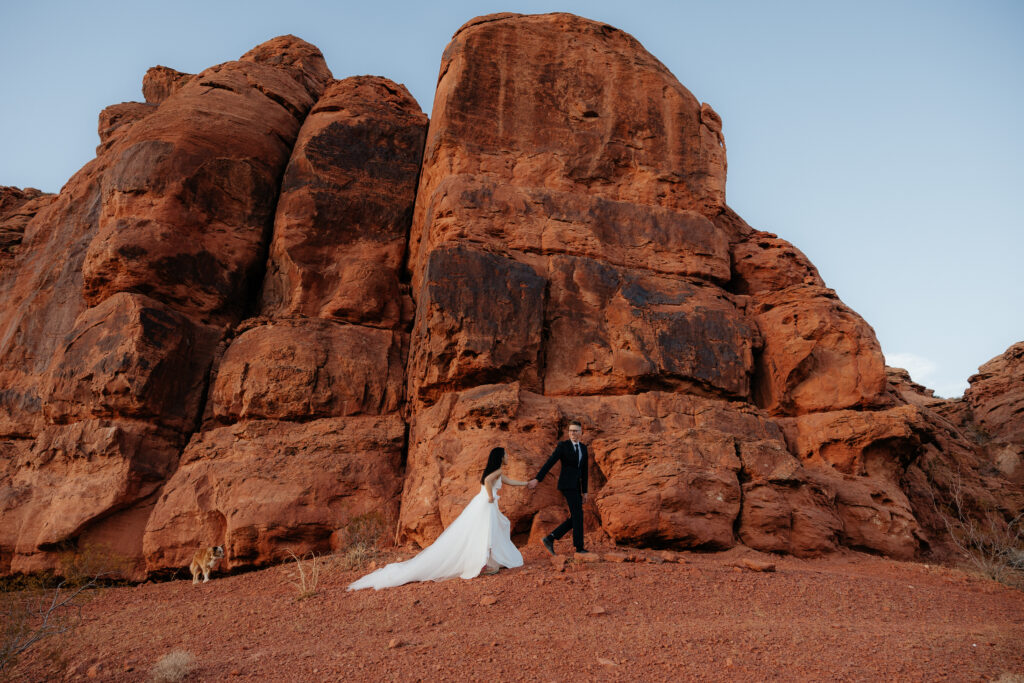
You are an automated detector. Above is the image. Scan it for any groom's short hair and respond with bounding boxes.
[568,420,582,429]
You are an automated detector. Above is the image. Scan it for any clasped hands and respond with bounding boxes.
[525,479,587,501]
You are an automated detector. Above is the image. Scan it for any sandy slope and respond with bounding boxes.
[13,543,1024,681]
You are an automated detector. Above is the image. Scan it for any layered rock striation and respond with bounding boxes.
[0,14,1019,577]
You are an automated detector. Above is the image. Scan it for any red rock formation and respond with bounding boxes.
[143,415,404,571]
[400,381,881,558]
[886,366,948,410]
[0,15,1019,578]
[0,36,334,576]
[540,257,757,398]
[400,12,757,553]
[208,319,406,423]
[407,12,729,299]
[880,349,1024,559]
[96,102,156,149]
[726,223,924,557]
[43,293,218,433]
[260,77,427,327]
[0,159,115,440]
[729,230,824,294]
[141,66,194,104]
[951,342,1024,487]
[0,186,48,218]
[406,14,739,405]
[82,40,330,325]
[966,342,1024,452]
[395,12,1020,564]
[739,474,842,557]
[730,229,890,416]
[142,73,427,574]
[776,405,924,478]
[0,420,181,574]
[409,13,727,289]
[0,187,55,262]
[750,284,890,416]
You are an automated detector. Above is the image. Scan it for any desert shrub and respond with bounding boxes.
[0,574,52,593]
[936,475,1024,590]
[285,549,322,600]
[58,542,132,587]
[1,575,99,676]
[337,511,388,571]
[149,650,196,683]
[2,543,130,675]
[342,511,389,548]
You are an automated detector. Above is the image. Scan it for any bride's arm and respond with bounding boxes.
[500,474,528,486]
[484,470,501,502]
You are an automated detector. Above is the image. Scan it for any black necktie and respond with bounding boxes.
[574,442,581,465]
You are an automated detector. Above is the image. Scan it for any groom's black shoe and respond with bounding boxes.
[542,536,555,556]
[575,549,590,554]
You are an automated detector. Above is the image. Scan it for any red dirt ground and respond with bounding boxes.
[12,541,1024,681]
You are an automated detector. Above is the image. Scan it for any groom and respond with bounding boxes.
[528,420,589,554]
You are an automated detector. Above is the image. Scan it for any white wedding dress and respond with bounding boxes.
[348,479,523,590]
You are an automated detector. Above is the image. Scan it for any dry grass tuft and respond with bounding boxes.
[286,550,322,600]
[338,543,376,572]
[992,674,1024,683]
[149,649,197,683]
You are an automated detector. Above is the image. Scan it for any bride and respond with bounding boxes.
[347,447,528,590]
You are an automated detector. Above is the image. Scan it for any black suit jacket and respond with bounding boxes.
[536,440,588,493]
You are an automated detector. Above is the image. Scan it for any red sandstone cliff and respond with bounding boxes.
[0,14,1019,578]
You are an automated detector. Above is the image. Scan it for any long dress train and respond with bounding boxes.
[347,479,523,590]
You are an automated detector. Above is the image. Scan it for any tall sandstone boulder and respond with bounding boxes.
[142,76,427,573]
[396,12,953,560]
[964,342,1024,483]
[1,14,1019,578]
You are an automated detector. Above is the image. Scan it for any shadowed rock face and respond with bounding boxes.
[0,14,1019,577]
[44,292,219,432]
[963,342,1024,483]
[0,186,54,267]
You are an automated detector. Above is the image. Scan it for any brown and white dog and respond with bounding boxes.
[190,546,225,585]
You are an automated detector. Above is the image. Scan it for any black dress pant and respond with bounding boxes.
[549,487,585,550]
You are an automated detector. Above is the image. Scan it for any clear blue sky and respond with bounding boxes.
[2,0,1021,397]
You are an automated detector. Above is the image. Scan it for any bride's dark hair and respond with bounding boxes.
[481,447,505,483]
